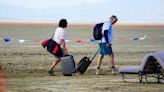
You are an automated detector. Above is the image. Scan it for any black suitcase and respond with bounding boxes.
[76,50,99,74]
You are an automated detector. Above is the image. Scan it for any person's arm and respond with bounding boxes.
[104,30,110,47]
[108,25,112,46]
[104,30,111,48]
[61,39,68,55]
[59,28,68,55]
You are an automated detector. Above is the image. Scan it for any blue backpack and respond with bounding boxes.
[93,23,104,40]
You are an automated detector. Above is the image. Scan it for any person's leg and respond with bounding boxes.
[96,54,104,68]
[108,53,115,68]
[48,58,60,76]
[96,54,104,75]
[108,53,116,74]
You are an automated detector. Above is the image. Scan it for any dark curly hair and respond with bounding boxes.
[58,19,68,28]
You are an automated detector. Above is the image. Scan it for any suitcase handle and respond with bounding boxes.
[90,49,99,61]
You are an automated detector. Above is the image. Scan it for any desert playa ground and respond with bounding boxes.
[0,22,164,92]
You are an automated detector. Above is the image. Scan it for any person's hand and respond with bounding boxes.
[106,44,111,48]
[64,50,68,56]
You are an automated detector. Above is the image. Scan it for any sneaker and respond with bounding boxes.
[111,68,117,75]
[48,70,55,76]
[96,68,101,75]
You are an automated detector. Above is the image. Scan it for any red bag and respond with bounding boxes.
[41,39,63,57]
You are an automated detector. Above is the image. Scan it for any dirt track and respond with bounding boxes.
[0,24,164,92]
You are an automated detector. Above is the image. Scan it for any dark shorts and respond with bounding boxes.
[99,43,113,55]
[54,48,64,58]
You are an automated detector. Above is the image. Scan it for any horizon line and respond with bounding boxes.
[0,20,164,26]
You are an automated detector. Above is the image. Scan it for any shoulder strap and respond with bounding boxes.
[51,29,56,39]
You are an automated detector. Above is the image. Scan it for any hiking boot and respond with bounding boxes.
[96,68,101,75]
[48,70,55,76]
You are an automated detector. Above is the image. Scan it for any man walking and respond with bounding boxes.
[96,15,118,75]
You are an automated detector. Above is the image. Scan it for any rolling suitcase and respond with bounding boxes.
[76,50,99,74]
[60,55,76,76]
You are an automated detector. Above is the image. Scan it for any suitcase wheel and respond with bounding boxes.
[63,73,72,76]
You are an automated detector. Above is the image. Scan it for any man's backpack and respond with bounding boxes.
[93,23,104,40]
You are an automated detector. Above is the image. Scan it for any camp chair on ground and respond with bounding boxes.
[119,51,164,83]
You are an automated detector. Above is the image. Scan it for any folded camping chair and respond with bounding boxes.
[152,51,164,82]
[119,51,164,83]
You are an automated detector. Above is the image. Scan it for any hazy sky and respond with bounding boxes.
[0,0,164,23]
[0,0,111,8]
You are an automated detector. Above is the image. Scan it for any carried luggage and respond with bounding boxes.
[41,39,63,57]
[60,55,76,76]
[76,50,99,74]
[93,23,104,40]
